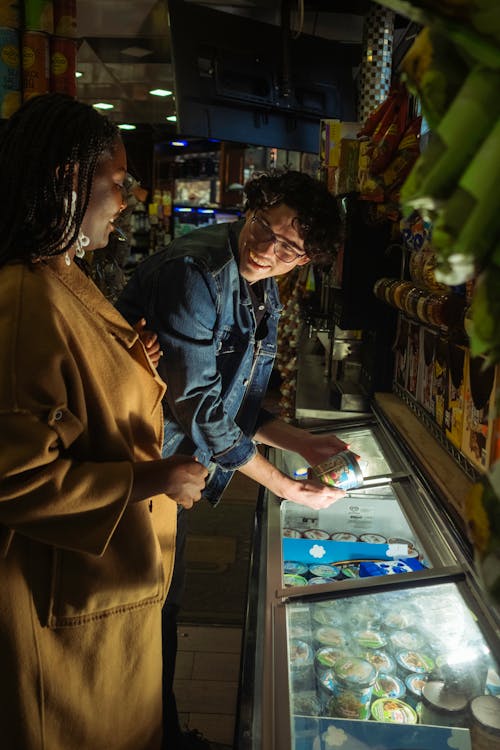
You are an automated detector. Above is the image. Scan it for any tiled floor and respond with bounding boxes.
[174,472,261,748]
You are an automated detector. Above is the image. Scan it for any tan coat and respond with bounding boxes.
[0,258,177,749]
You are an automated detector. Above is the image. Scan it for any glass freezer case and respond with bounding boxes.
[236,414,500,750]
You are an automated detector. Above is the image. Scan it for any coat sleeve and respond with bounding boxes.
[152,258,257,469]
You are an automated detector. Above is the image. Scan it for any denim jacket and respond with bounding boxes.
[116,220,283,505]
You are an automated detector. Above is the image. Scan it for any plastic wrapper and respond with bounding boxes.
[370,93,409,175]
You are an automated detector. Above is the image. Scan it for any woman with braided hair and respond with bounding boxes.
[0,93,207,749]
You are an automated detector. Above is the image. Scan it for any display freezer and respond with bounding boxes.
[236,412,500,750]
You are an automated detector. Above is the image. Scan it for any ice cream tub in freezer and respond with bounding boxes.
[321,656,377,720]
[311,450,364,490]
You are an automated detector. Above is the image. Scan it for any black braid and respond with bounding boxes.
[0,93,119,267]
[243,169,342,264]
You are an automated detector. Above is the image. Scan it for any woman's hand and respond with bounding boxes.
[161,455,209,509]
[279,474,346,510]
[296,432,350,468]
[132,456,208,509]
[134,317,162,368]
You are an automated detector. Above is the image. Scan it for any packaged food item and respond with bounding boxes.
[292,691,322,717]
[338,564,359,579]
[387,537,420,558]
[420,680,468,727]
[314,646,351,676]
[330,531,358,542]
[308,564,341,581]
[396,650,435,678]
[302,528,330,540]
[311,450,364,491]
[371,697,418,724]
[314,626,349,650]
[312,606,343,628]
[325,657,377,720]
[283,561,309,577]
[390,630,424,652]
[282,527,301,538]
[289,639,314,687]
[359,533,387,544]
[469,695,500,750]
[361,650,396,675]
[373,673,406,700]
[405,673,428,708]
[308,577,331,585]
[352,629,388,651]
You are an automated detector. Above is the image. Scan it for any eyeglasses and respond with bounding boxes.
[249,213,307,264]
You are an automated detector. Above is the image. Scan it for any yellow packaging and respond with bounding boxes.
[432,336,448,429]
[319,119,359,167]
[461,357,499,471]
[444,344,467,449]
[337,138,360,195]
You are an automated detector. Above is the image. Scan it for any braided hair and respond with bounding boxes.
[243,169,342,264]
[0,93,119,267]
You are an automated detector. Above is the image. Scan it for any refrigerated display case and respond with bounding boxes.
[236,408,500,750]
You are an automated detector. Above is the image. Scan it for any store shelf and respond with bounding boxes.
[374,390,476,537]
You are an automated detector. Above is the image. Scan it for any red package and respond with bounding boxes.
[370,95,410,174]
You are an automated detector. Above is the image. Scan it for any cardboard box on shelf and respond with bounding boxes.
[406,322,420,398]
[433,336,448,429]
[461,356,499,471]
[444,343,467,450]
[319,119,359,167]
[416,327,436,413]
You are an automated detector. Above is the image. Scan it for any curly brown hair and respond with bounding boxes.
[243,169,342,263]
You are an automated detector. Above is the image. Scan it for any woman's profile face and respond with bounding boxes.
[79,138,127,251]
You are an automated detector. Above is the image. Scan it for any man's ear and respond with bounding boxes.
[296,255,310,267]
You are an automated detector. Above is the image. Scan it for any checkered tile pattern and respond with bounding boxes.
[358,2,395,125]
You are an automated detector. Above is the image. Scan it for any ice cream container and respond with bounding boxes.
[338,564,359,579]
[359,533,387,544]
[283,561,309,577]
[312,606,343,628]
[389,629,424,653]
[289,639,314,687]
[384,610,412,630]
[486,667,500,697]
[420,680,468,727]
[309,564,341,580]
[311,450,364,491]
[405,673,428,707]
[361,649,396,675]
[469,695,500,749]
[371,697,418,724]
[372,673,406,700]
[324,657,377,719]
[292,691,322,717]
[308,576,331,585]
[302,528,330,540]
[313,626,349,650]
[314,646,351,677]
[387,537,420,558]
[282,527,302,538]
[329,531,359,542]
[352,629,388,651]
[396,650,435,677]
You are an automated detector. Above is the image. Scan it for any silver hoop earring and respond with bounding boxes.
[75,231,90,258]
[64,252,71,266]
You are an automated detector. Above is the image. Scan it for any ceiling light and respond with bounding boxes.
[166,115,177,122]
[170,140,187,147]
[149,88,172,97]
[93,102,114,110]
[75,71,83,78]
[118,124,136,130]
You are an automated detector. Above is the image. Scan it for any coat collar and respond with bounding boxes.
[44,257,138,349]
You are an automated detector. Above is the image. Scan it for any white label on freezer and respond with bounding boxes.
[387,543,409,558]
[308,544,327,559]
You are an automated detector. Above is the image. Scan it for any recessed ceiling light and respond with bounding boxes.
[75,71,83,78]
[93,102,114,110]
[166,115,177,122]
[170,140,187,147]
[149,88,172,97]
[118,124,136,130]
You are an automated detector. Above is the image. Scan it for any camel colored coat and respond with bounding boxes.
[0,258,177,750]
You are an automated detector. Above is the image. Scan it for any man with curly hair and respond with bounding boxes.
[117,169,348,749]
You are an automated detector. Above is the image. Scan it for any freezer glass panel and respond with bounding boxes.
[286,582,498,749]
[278,426,400,483]
[281,484,432,586]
